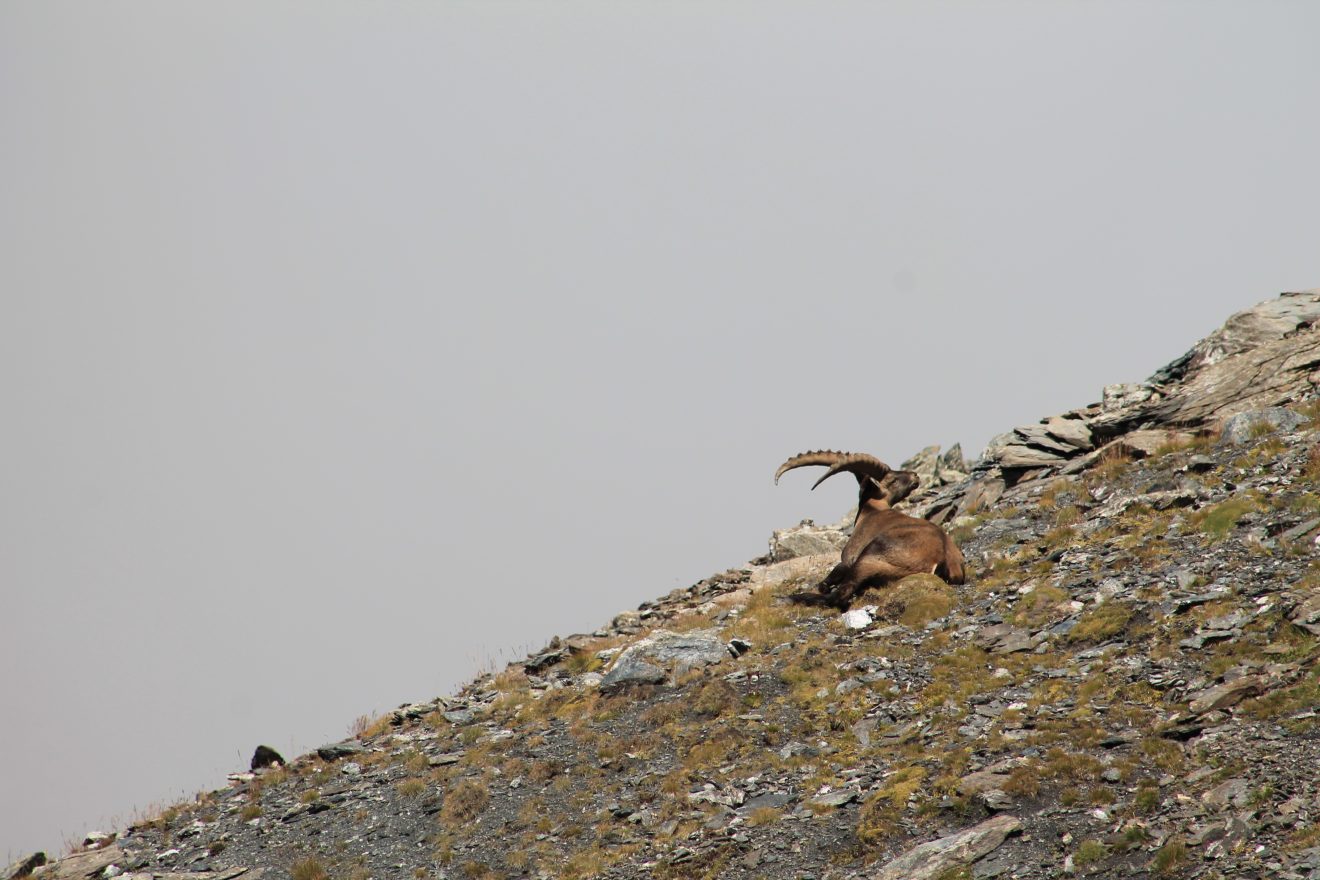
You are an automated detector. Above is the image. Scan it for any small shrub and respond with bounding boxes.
[692,680,739,719]
[290,858,329,880]
[458,861,496,880]
[527,758,563,783]
[1151,839,1189,876]
[1134,786,1161,813]
[397,778,427,798]
[238,804,262,822]
[857,766,926,845]
[1120,823,1151,849]
[1092,448,1133,481]
[440,779,489,824]
[1054,505,1083,527]
[1003,766,1040,797]
[1074,838,1109,867]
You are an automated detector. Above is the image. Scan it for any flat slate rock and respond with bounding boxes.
[316,740,364,761]
[1219,407,1310,446]
[873,815,1023,880]
[601,628,730,690]
[31,847,123,880]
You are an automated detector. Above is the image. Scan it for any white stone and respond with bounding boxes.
[841,606,877,629]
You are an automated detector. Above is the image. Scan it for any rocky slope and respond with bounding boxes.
[13,291,1320,880]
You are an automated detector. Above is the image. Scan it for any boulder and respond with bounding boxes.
[1218,407,1310,446]
[30,846,122,880]
[769,521,848,561]
[872,814,1022,880]
[1188,675,1267,714]
[601,629,730,690]
[316,740,364,761]
[250,745,284,770]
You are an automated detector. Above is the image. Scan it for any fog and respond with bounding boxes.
[3,1,1318,860]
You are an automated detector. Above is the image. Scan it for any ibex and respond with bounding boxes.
[774,450,966,609]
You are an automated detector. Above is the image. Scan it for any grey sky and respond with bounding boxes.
[3,1,1318,860]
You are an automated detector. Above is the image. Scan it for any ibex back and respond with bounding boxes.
[775,450,966,609]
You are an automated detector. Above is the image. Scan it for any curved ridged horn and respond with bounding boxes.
[773,450,891,489]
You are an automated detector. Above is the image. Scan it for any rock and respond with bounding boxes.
[749,554,834,590]
[1219,407,1310,446]
[738,792,794,814]
[3,854,47,880]
[852,716,879,747]
[1290,594,1320,635]
[601,628,730,690]
[1202,777,1251,810]
[392,701,435,723]
[872,815,1023,880]
[1011,425,1076,456]
[1188,675,1267,714]
[442,709,475,725]
[1110,429,1193,459]
[842,606,877,630]
[958,759,1027,796]
[769,521,848,561]
[901,445,969,491]
[1103,383,1157,412]
[1044,417,1095,451]
[249,745,284,771]
[810,789,859,808]
[996,445,1067,469]
[316,741,364,761]
[121,872,263,880]
[975,624,1038,655]
[1146,293,1320,427]
[599,656,667,689]
[687,786,744,808]
[1282,517,1320,543]
[31,846,123,880]
[940,444,968,473]
[727,637,753,657]
[522,648,566,674]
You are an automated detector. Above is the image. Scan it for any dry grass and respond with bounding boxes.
[397,778,427,798]
[1189,496,1259,541]
[1151,839,1189,876]
[856,766,926,845]
[440,779,490,824]
[290,858,329,880]
[880,574,958,628]
[1068,603,1133,643]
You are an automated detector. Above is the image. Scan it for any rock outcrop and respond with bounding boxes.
[919,290,1320,523]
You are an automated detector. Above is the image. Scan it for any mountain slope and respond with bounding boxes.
[16,291,1320,880]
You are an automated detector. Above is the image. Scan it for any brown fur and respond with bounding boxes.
[775,450,966,609]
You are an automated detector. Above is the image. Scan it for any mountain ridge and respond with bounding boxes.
[13,290,1320,880]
